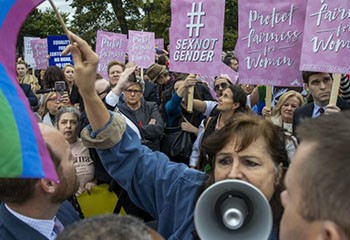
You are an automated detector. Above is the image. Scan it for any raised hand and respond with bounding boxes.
[62,31,99,97]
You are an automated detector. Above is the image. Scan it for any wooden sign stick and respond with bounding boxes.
[329,73,341,105]
[187,86,194,113]
[48,0,73,43]
[265,85,272,120]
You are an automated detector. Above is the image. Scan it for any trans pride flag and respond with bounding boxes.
[0,0,58,180]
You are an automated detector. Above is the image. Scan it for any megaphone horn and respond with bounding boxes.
[194,180,273,240]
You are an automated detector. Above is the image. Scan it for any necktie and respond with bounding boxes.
[53,218,64,235]
[318,107,325,116]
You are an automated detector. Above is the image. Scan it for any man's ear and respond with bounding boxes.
[40,179,57,194]
[320,221,348,240]
[304,83,310,92]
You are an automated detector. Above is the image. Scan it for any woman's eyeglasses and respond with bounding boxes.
[124,89,142,94]
[214,82,229,92]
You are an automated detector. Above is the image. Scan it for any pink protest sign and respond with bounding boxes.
[238,0,306,87]
[96,30,128,79]
[300,0,350,74]
[31,38,48,69]
[169,0,225,76]
[155,38,164,50]
[198,65,239,100]
[127,30,155,69]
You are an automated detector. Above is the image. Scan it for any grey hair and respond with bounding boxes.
[57,215,153,240]
[129,76,145,93]
[55,106,81,127]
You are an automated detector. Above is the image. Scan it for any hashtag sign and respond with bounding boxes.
[186,2,206,38]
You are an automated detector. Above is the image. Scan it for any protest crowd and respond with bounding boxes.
[1,1,350,240]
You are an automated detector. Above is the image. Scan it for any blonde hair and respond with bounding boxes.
[63,64,74,73]
[272,90,304,117]
[38,92,56,117]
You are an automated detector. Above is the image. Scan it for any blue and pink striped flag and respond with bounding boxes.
[0,0,58,180]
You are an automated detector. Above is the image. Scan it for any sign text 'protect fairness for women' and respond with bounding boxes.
[95,31,127,79]
[238,0,306,87]
[127,31,155,69]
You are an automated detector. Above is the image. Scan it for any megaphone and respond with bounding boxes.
[194,180,272,240]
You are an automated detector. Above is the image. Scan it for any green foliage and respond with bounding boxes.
[18,0,238,54]
[69,0,120,48]
[223,0,238,51]
[17,9,69,54]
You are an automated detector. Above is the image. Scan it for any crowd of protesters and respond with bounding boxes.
[2,36,350,240]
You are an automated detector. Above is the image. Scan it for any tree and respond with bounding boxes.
[223,0,239,51]
[69,0,145,47]
[69,0,237,50]
[17,9,69,56]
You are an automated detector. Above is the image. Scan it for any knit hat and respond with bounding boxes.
[146,63,166,82]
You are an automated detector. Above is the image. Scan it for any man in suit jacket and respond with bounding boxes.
[293,71,350,134]
[0,124,80,240]
[20,83,39,108]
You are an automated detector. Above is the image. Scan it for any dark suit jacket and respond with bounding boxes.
[0,201,79,240]
[293,97,350,135]
[20,83,38,107]
[70,84,84,112]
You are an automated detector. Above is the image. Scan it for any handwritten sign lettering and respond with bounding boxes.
[238,0,306,87]
[96,30,127,79]
[31,39,48,69]
[24,37,39,68]
[300,0,350,74]
[127,31,155,68]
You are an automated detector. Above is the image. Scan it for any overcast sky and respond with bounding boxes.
[37,0,75,20]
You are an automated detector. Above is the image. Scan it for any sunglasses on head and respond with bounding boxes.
[214,82,229,91]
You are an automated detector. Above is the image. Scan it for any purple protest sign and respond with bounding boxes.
[238,0,306,87]
[155,38,164,50]
[96,30,128,79]
[300,0,350,74]
[127,31,155,69]
[169,0,225,76]
[197,65,239,100]
[31,39,48,69]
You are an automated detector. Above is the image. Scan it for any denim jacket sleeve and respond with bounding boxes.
[81,112,206,223]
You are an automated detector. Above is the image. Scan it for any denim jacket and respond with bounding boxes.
[82,112,207,240]
[81,112,278,240]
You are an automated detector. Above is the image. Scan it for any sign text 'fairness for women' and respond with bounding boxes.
[169,0,225,76]
[95,31,127,79]
[300,0,350,74]
[238,0,306,87]
[127,31,155,69]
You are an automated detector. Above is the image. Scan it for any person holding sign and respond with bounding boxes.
[64,32,288,240]
[293,72,350,135]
